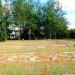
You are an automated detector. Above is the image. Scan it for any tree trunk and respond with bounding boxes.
[55,33,56,39]
[50,32,51,39]
[29,29,31,40]
[18,23,21,40]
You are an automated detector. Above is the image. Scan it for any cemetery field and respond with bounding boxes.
[0,40,75,75]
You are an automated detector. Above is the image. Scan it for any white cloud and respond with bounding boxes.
[58,0,75,29]
[58,0,75,11]
[65,13,75,24]
[66,13,75,29]
[68,24,75,29]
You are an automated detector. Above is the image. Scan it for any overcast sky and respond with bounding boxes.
[41,0,75,29]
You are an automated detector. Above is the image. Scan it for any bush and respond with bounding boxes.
[69,29,75,39]
[0,22,7,42]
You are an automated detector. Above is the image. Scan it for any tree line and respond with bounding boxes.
[0,0,74,41]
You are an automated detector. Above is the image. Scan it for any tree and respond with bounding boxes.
[12,0,27,39]
[42,0,68,39]
[12,0,69,40]
[13,0,37,40]
[69,29,75,39]
[25,0,37,39]
[0,2,7,42]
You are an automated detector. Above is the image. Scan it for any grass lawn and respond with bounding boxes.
[0,40,75,75]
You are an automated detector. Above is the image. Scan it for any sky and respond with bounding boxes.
[41,0,75,29]
[58,0,75,29]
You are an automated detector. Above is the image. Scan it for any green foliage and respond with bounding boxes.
[42,0,68,39]
[0,22,7,42]
[0,2,7,42]
[69,29,75,39]
[0,0,69,40]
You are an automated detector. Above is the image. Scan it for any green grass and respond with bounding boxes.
[0,61,75,75]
